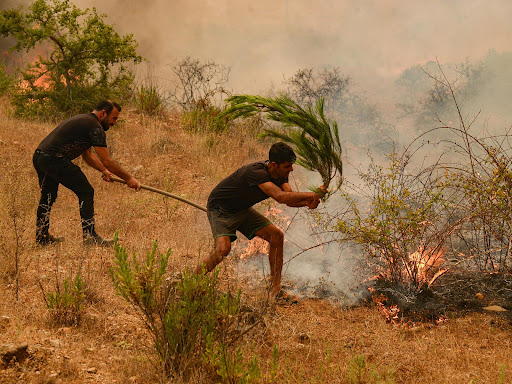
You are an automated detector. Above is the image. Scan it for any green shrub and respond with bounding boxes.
[110,234,259,380]
[134,84,166,116]
[347,355,395,384]
[0,0,142,120]
[0,60,14,96]
[45,274,88,326]
[182,97,230,134]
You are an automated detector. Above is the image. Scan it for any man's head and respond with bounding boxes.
[94,100,121,131]
[269,142,296,165]
[268,142,296,178]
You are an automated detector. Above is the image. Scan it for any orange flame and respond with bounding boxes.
[409,246,447,287]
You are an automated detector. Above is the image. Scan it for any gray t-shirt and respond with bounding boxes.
[37,113,107,159]
[207,161,288,212]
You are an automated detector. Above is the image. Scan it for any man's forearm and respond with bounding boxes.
[103,159,133,181]
[277,191,316,206]
[83,152,108,172]
[285,198,311,207]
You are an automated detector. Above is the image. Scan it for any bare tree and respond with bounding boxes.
[170,57,230,111]
[283,67,350,113]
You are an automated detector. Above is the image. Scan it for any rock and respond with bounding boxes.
[49,339,62,348]
[475,293,484,300]
[0,343,29,365]
[86,367,98,374]
[483,305,507,312]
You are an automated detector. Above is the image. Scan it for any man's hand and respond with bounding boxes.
[307,193,321,209]
[126,176,141,191]
[101,170,114,182]
[318,185,328,197]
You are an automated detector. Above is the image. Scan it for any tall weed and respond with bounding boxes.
[110,234,260,380]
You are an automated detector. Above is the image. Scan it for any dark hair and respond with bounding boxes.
[269,142,296,164]
[95,100,121,114]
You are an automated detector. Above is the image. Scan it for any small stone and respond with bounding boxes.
[483,305,507,312]
[49,339,62,348]
[49,373,58,378]
[87,367,98,374]
[475,293,484,300]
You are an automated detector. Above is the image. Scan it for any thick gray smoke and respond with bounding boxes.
[68,0,512,95]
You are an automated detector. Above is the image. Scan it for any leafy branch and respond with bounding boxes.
[221,94,343,195]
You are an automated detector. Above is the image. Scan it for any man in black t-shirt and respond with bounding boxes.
[196,142,323,301]
[33,100,141,246]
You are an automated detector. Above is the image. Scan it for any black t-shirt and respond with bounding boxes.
[37,113,107,160]
[207,161,289,212]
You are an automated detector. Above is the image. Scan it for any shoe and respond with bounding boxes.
[36,234,65,246]
[83,234,114,247]
[275,290,299,305]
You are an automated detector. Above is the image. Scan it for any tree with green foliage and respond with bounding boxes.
[0,0,142,120]
[221,94,343,196]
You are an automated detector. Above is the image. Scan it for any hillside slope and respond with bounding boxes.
[0,105,511,383]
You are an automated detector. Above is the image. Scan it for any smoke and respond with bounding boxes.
[64,0,512,94]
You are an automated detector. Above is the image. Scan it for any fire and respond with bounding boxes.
[240,237,268,260]
[239,204,290,260]
[371,289,447,327]
[372,292,401,325]
[408,246,447,287]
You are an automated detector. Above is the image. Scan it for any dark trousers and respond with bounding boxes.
[33,150,96,240]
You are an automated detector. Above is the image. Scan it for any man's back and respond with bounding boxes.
[207,161,288,212]
[37,113,106,160]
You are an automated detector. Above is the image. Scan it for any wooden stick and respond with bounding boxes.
[109,176,207,212]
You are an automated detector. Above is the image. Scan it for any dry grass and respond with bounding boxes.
[0,102,511,383]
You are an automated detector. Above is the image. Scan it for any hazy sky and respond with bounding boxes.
[3,0,512,92]
[68,0,512,93]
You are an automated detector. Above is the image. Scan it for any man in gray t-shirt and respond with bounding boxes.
[197,142,323,301]
[33,100,140,246]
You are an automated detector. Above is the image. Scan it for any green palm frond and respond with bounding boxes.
[221,94,343,194]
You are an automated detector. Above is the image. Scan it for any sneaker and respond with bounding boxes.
[83,234,114,247]
[36,234,65,246]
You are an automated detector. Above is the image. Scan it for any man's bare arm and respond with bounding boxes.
[277,182,311,207]
[92,146,141,190]
[82,148,107,173]
[258,181,319,208]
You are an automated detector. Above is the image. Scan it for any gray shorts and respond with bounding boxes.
[207,206,271,242]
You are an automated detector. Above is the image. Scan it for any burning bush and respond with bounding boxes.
[336,149,452,290]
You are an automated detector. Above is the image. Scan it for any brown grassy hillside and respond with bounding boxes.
[0,103,511,384]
